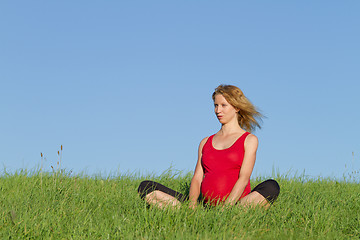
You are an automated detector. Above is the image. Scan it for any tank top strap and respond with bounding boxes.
[202,135,215,154]
[206,135,215,144]
[242,132,251,139]
[232,132,251,148]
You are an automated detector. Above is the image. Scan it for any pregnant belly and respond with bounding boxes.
[201,173,238,205]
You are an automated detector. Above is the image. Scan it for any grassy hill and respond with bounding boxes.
[0,169,359,239]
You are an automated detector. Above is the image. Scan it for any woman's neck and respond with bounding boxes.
[219,120,244,136]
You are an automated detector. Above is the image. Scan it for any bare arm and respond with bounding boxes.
[225,134,258,206]
[188,137,208,208]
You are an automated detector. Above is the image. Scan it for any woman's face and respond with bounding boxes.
[213,94,238,124]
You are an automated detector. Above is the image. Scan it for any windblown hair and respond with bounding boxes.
[212,84,263,132]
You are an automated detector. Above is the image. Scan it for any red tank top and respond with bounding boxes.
[200,132,251,205]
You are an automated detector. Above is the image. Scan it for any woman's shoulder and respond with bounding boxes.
[198,136,211,151]
[200,136,210,146]
[244,133,259,149]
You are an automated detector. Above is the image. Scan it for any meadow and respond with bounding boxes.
[0,168,359,239]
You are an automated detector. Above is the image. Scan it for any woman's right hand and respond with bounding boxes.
[189,201,198,210]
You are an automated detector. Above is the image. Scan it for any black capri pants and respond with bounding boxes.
[138,179,280,204]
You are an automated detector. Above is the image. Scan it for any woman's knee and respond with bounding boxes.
[138,180,188,203]
[264,179,280,196]
[252,179,280,203]
[138,180,159,199]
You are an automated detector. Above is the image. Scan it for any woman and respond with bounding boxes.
[138,85,280,209]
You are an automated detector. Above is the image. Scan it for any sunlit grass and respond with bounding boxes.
[0,168,359,239]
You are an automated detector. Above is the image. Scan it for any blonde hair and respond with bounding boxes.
[212,84,263,132]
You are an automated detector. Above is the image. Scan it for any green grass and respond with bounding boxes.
[0,169,359,239]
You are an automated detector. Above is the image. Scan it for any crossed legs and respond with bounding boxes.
[138,179,280,209]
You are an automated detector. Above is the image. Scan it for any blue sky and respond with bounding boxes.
[1,1,359,179]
